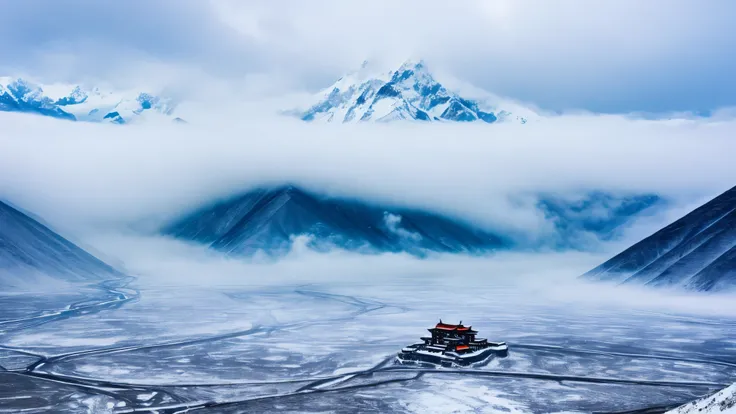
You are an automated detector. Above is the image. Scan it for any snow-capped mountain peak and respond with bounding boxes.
[55,85,88,106]
[0,77,178,124]
[392,58,432,83]
[295,59,527,124]
[0,77,77,120]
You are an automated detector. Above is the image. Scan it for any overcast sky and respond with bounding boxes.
[2,0,736,113]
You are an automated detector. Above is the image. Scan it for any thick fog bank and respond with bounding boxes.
[1,113,734,253]
[84,233,736,318]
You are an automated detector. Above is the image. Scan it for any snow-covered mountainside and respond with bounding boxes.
[162,186,507,256]
[295,60,530,124]
[162,186,663,257]
[667,383,736,413]
[0,200,123,286]
[0,77,177,124]
[583,185,736,292]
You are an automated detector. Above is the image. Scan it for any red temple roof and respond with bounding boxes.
[434,321,473,331]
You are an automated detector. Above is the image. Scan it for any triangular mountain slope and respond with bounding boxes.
[582,186,736,292]
[162,186,507,256]
[0,201,123,286]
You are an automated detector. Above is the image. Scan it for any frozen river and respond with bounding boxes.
[1,242,736,413]
[1,268,735,413]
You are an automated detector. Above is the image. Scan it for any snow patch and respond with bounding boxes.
[401,377,532,413]
[667,383,736,413]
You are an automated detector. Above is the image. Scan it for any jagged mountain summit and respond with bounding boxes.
[0,77,177,124]
[0,200,123,287]
[162,186,507,256]
[296,60,528,124]
[582,185,736,292]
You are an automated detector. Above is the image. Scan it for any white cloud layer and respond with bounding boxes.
[1,112,733,249]
[88,233,736,317]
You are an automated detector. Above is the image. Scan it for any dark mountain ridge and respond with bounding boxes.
[162,186,508,256]
[582,185,736,292]
[162,186,664,257]
[0,200,123,286]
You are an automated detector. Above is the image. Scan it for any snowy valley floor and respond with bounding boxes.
[1,240,735,413]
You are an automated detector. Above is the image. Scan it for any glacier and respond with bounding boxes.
[582,185,736,292]
[294,59,531,124]
[0,77,177,124]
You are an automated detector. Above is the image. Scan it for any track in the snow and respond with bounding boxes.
[2,283,732,413]
[115,363,726,414]
[0,277,139,334]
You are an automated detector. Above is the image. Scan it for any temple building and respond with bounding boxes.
[422,320,490,354]
[397,320,508,367]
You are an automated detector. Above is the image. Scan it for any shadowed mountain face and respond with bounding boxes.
[582,186,736,292]
[0,201,122,286]
[163,186,665,257]
[162,186,508,256]
[537,192,662,248]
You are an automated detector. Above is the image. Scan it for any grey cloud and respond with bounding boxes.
[0,0,261,83]
[211,0,736,112]
[2,0,736,112]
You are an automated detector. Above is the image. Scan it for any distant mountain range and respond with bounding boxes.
[0,185,661,286]
[583,185,736,292]
[3,61,533,126]
[294,60,533,124]
[162,186,507,256]
[162,186,661,257]
[538,192,662,248]
[0,200,123,287]
[0,77,181,124]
